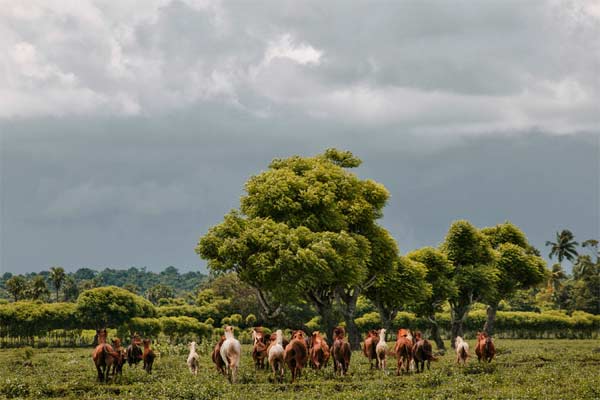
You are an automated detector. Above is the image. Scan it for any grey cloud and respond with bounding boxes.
[1,0,598,135]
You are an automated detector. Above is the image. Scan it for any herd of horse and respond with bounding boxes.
[92,328,155,382]
[92,326,496,384]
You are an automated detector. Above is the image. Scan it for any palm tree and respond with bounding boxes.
[549,264,567,293]
[548,263,568,308]
[49,266,66,302]
[545,230,579,264]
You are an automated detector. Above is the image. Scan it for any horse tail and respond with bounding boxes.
[460,346,467,360]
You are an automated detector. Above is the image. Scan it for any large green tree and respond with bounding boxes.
[441,220,498,347]
[407,247,457,350]
[197,149,396,348]
[481,222,547,335]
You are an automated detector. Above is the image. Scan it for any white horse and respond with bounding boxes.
[187,341,199,375]
[220,325,241,383]
[268,329,285,383]
[455,336,469,365]
[375,328,387,370]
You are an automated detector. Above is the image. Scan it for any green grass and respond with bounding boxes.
[0,339,599,399]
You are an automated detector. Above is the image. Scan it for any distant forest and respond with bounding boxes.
[0,266,207,303]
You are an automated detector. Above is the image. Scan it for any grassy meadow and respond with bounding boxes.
[0,339,599,400]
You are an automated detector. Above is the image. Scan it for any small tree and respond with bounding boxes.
[365,256,431,331]
[26,276,50,301]
[6,276,27,302]
[76,286,156,329]
[441,220,498,347]
[480,222,547,335]
[407,247,457,350]
[146,284,175,305]
[49,267,66,302]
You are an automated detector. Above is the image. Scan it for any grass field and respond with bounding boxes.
[1,339,599,399]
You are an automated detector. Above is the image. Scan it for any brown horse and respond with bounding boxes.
[363,330,380,369]
[252,328,269,370]
[110,338,127,379]
[212,335,226,375]
[332,326,351,376]
[142,338,156,373]
[92,328,118,382]
[475,332,495,363]
[394,328,413,375]
[309,331,330,370]
[284,330,309,383]
[412,331,435,372]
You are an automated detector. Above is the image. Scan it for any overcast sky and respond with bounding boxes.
[1,0,598,274]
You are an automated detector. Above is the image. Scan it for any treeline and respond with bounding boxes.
[1,297,598,348]
[0,266,206,303]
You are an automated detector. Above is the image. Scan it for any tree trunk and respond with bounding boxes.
[450,303,470,348]
[427,315,446,351]
[345,316,361,350]
[375,303,397,332]
[316,303,337,344]
[339,287,361,350]
[483,303,498,336]
[308,291,337,343]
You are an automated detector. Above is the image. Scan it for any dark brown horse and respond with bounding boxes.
[332,326,351,376]
[212,335,226,375]
[126,334,143,367]
[252,328,269,370]
[394,328,413,375]
[475,332,495,363]
[363,330,380,369]
[92,328,118,382]
[309,331,330,370]
[412,331,434,372]
[284,330,309,383]
[142,338,155,373]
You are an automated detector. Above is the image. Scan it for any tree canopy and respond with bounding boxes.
[76,286,156,329]
[197,149,397,346]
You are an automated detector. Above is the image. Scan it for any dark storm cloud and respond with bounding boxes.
[1,110,598,273]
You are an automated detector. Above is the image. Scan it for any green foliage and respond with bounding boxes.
[354,312,381,331]
[159,316,212,340]
[407,247,457,315]
[5,276,27,302]
[546,229,579,264]
[127,317,161,337]
[76,286,155,329]
[365,256,431,326]
[146,284,176,305]
[442,220,499,311]
[245,314,257,327]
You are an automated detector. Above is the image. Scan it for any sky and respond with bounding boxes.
[0,0,598,274]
